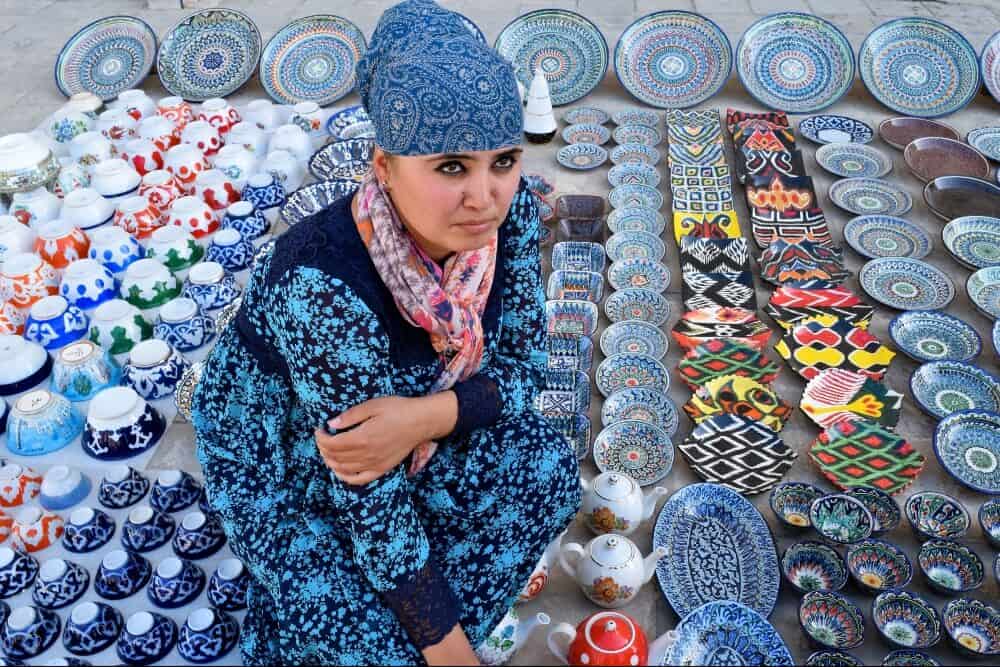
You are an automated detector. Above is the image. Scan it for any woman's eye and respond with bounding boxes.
[494,156,517,169]
[438,161,464,175]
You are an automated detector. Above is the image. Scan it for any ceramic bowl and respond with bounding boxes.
[872,590,942,650]
[917,539,984,595]
[39,466,90,512]
[781,541,848,594]
[608,184,663,210]
[607,258,671,292]
[0,334,52,397]
[606,206,665,235]
[800,114,874,145]
[325,104,372,140]
[116,611,178,665]
[609,142,660,166]
[612,123,661,146]
[942,216,1000,270]
[612,108,659,127]
[544,299,598,337]
[923,176,1000,222]
[307,138,374,181]
[968,265,1000,319]
[97,465,149,510]
[555,143,607,170]
[122,339,191,401]
[50,340,121,402]
[600,320,668,360]
[910,361,1000,420]
[879,117,959,150]
[145,225,203,275]
[599,387,678,437]
[563,106,609,125]
[770,482,825,530]
[980,498,1000,549]
[0,547,38,598]
[1,605,61,660]
[941,598,1000,659]
[30,558,88,610]
[881,649,940,666]
[62,600,123,656]
[810,494,874,545]
[177,607,240,663]
[592,419,673,486]
[3,253,60,313]
[83,386,166,461]
[147,556,205,609]
[182,261,241,311]
[933,409,1000,494]
[806,650,863,666]
[561,123,611,146]
[888,311,982,363]
[799,591,865,650]
[595,352,669,398]
[119,257,179,310]
[207,558,249,611]
[604,230,665,263]
[205,228,254,272]
[12,506,65,554]
[121,505,176,553]
[62,506,115,554]
[172,511,226,559]
[154,297,215,352]
[280,179,357,226]
[87,299,152,355]
[844,487,900,536]
[905,492,970,541]
[0,464,42,509]
[94,549,151,600]
[546,270,603,303]
[6,390,83,456]
[904,137,990,183]
[221,200,269,241]
[88,226,144,279]
[845,539,913,595]
[550,241,605,273]
[608,163,660,188]
[603,288,670,325]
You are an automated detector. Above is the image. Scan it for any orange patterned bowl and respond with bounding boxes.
[34,220,90,269]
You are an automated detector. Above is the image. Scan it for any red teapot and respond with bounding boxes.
[547,611,648,666]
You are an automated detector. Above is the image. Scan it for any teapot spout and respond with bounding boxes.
[515,612,550,652]
[642,486,668,521]
[642,546,668,584]
[543,530,565,567]
[649,630,679,666]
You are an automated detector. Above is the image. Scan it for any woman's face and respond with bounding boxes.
[371,145,523,261]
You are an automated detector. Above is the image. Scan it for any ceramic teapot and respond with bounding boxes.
[518,532,563,604]
[559,534,665,609]
[547,611,648,666]
[580,473,666,536]
[475,608,549,666]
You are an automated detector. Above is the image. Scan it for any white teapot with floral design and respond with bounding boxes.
[580,472,666,536]
[475,608,549,665]
[559,534,666,609]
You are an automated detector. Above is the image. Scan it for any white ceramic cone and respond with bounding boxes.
[523,68,557,138]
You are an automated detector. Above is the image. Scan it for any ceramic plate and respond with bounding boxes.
[605,231,665,263]
[609,184,663,210]
[923,176,1000,221]
[859,257,955,311]
[666,600,793,666]
[816,143,892,178]
[259,15,365,106]
[904,137,990,183]
[606,206,665,234]
[308,138,374,181]
[934,409,1000,494]
[685,375,793,433]
[983,31,1000,104]
[944,216,1000,269]
[911,360,1000,420]
[681,270,757,311]
[544,412,591,461]
[325,104,372,140]
[843,215,932,259]
[613,108,659,127]
[967,127,1000,162]
[889,310,982,363]
[799,115,874,144]
[593,420,674,486]
[759,239,849,288]
[555,144,608,170]
[614,11,732,109]
[860,18,980,117]
[600,387,679,436]
[603,287,671,325]
[995,320,1000,358]
[607,163,660,188]
[810,420,925,495]
[281,179,358,225]
[968,266,1000,319]
[879,117,959,150]
[736,12,855,113]
[678,338,779,390]
[562,106,609,125]
[612,123,662,146]
[561,122,611,145]
[494,9,608,106]
[800,368,903,430]
[55,16,158,100]
[595,352,670,397]
[607,258,671,292]
[679,237,751,275]
[828,178,912,216]
[600,320,668,360]
[775,315,895,382]
[610,143,661,166]
[654,483,780,619]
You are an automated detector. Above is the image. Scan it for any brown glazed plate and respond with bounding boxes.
[903,137,991,183]
[923,176,1000,221]
[878,117,959,150]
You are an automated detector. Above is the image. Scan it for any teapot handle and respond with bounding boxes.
[558,542,586,578]
[546,623,577,665]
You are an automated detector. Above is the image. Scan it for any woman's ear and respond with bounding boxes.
[372,147,391,187]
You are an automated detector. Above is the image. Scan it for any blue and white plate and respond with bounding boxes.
[55,16,158,101]
[605,230,666,262]
[859,257,955,311]
[614,11,732,109]
[934,409,1000,494]
[654,483,780,619]
[325,104,373,140]
[967,127,1000,162]
[607,258,671,292]
[600,320,668,360]
[860,18,980,118]
[943,216,1000,270]
[157,9,262,101]
[609,184,663,210]
[593,419,674,486]
[606,206,665,234]
[612,123,662,146]
[595,352,670,397]
[666,601,793,666]
[994,320,1000,358]
[562,106,609,125]
[968,266,1000,319]
[612,108,659,127]
[889,310,982,363]
[561,123,611,145]
[736,12,855,113]
[601,387,679,436]
[911,360,1000,420]
[494,9,608,106]
[555,144,607,170]
[799,115,875,145]
[607,163,660,188]
[829,177,913,216]
[816,143,893,178]
[843,215,932,259]
[603,287,671,325]
[259,15,366,106]
[610,143,661,166]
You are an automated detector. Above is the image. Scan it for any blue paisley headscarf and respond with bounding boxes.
[356,0,523,156]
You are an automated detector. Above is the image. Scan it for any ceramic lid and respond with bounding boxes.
[71,601,99,625]
[187,608,215,632]
[593,473,638,502]
[7,606,36,630]
[587,535,636,569]
[130,339,171,369]
[14,390,53,416]
[583,612,636,652]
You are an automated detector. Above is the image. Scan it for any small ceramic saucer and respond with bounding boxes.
[606,206,665,234]
[798,115,874,144]
[593,420,673,486]
[603,287,671,325]
[605,230,665,263]
[595,352,670,397]
[879,117,959,150]
[809,420,924,495]
[843,215,932,259]
[556,144,608,170]
[563,106,610,125]
[911,360,1000,420]
[967,266,1000,319]
[942,216,1000,269]
[600,387,678,436]
[889,310,982,362]
[599,320,668,360]
[829,178,912,216]
[612,123,661,146]
[612,109,659,127]
[859,257,955,311]
[966,127,1000,162]
[607,258,671,292]
[816,143,892,178]
[561,123,611,145]
[608,163,660,188]
[934,409,1000,494]
[610,143,660,166]
[608,184,663,210]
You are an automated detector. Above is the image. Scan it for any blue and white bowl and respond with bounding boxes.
[600,387,679,436]
[39,466,91,512]
[608,163,660,188]
[307,138,374,181]
[556,143,607,170]
[889,311,982,363]
[221,200,269,240]
[94,549,151,600]
[62,601,122,657]
[153,298,215,353]
[120,506,176,553]
[0,547,39,598]
[0,335,52,397]
[325,104,372,140]
[241,172,287,223]
[31,559,89,610]
[7,390,84,457]
[59,259,117,311]
[116,611,177,666]
[147,557,205,609]
[122,340,190,402]
[97,466,149,510]
[24,296,89,351]
[205,228,254,272]
[280,179,356,226]
[177,608,239,663]
[172,512,226,560]
[62,507,116,554]
[50,340,121,402]
[1,605,60,660]
[150,470,201,514]
[206,559,249,611]
[607,258,671,292]
[87,226,143,276]
[182,261,241,311]
[82,387,166,461]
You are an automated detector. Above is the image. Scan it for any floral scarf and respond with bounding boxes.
[354,172,498,474]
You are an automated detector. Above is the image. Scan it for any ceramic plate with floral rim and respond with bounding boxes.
[600,320,668,360]
[667,601,793,666]
[609,142,660,166]
[828,178,912,216]
[592,420,673,486]
[800,368,903,430]
[942,216,1000,270]
[562,106,609,125]
[612,123,662,146]
[968,266,1000,320]
[600,387,679,436]
[816,143,893,179]
[934,409,1000,494]
[809,494,874,545]
[595,352,670,397]
[888,310,982,363]
[798,115,874,145]
[843,214,932,260]
[911,360,1000,421]
[612,108,659,127]
[607,163,660,188]
[606,207,665,235]
[55,16,158,101]
[607,258,671,292]
[809,419,925,495]
[859,257,955,311]
[561,123,611,145]
[603,288,671,326]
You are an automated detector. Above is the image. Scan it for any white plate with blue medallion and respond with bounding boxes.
[55,16,158,101]
[844,215,932,259]
[829,177,912,216]
[259,15,366,106]
[157,9,262,102]
[911,360,1000,420]
[860,18,980,118]
[799,115,875,145]
[934,409,1000,494]
[593,420,674,486]
[889,310,982,363]
[943,216,1000,270]
[664,601,793,666]
[653,483,780,619]
[494,9,608,106]
[969,266,1000,320]
[967,128,1000,162]
[860,257,955,311]
[816,143,893,179]
[614,11,732,109]
[736,12,855,113]
[607,258,671,292]
[607,163,660,188]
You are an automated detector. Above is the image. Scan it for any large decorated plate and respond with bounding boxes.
[888,310,982,363]
[259,15,366,106]
[809,419,925,495]
[934,409,1000,494]
[775,315,896,382]
[684,375,793,433]
[593,420,674,486]
[843,214,932,260]
[969,266,1000,319]
[859,18,980,118]
[596,352,670,397]
[983,31,1000,104]
[654,483,780,619]
[799,115,874,145]
[829,178,912,216]
[55,16,158,101]
[736,13,855,113]
[911,360,1000,420]
[494,9,608,106]
[859,257,955,311]
[665,600,793,666]
[157,9,262,101]
[678,339,779,390]
[614,11,731,109]
[966,128,1000,163]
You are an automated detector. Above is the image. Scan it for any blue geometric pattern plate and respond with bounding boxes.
[612,124,662,146]
[605,230,666,263]
[609,184,663,210]
[259,15,366,106]
[816,143,893,179]
[606,207,666,234]
[55,16,158,101]
[614,11,732,109]
[943,216,1000,270]
[829,178,913,216]
[613,108,660,127]
[665,601,793,666]
[603,287,671,325]
[494,9,608,106]
[555,144,607,170]
[967,128,1000,162]
[889,310,982,363]
[607,258,671,292]
[601,387,679,436]
[608,163,660,188]
[563,106,609,125]
[911,360,1000,420]
[610,143,661,166]
[843,215,932,259]
[157,9,262,101]
[968,266,1000,319]
[593,420,674,486]
[859,257,955,311]
[561,123,611,145]
[600,320,668,360]
[860,18,980,118]
[654,483,780,619]
[595,352,670,398]
[736,12,855,113]
[799,115,875,145]
[934,409,1000,494]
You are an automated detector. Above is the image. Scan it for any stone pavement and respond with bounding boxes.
[3,0,999,665]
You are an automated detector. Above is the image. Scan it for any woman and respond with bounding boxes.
[191,1,581,664]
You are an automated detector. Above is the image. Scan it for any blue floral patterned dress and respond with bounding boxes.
[191,180,581,665]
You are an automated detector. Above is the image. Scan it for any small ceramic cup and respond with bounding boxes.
[10,186,61,230]
[61,187,115,231]
[172,511,226,559]
[51,339,121,401]
[119,258,180,310]
[150,470,202,514]
[177,607,240,663]
[122,339,191,401]
[87,225,143,276]
[2,252,59,310]
[0,301,25,336]
[30,557,89,609]
[206,228,254,272]
[222,200,269,240]
[62,506,116,554]
[34,219,90,269]
[180,120,222,156]
[82,386,167,461]
[157,96,194,130]
[268,124,313,162]
[0,509,11,542]
[96,108,137,148]
[0,463,42,509]
[90,158,141,205]
[148,557,205,609]
[206,558,249,610]
[138,169,184,212]
[227,121,268,156]
[62,600,123,656]
[119,137,164,177]
[163,143,210,194]
[0,546,39,597]
[193,168,240,215]
[39,466,91,511]
[97,465,149,510]
[0,334,52,396]
[69,131,115,170]
[197,97,240,136]
[166,195,218,239]
[116,89,156,122]
[116,611,177,665]
[260,149,305,192]
[7,389,83,456]
[58,258,117,310]
[154,298,215,352]
[213,144,257,192]
[243,98,279,131]
[11,506,65,554]
[94,548,152,600]
[48,110,92,148]
[88,298,152,355]
[182,261,241,311]
[290,101,326,145]
[1,605,60,660]
[24,295,89,350]
[145,226,203,278]
[0,215,38,266]
[120,505,176,553]
[137,115,180,152]
[113,194,163,240]
[52,157,91,199]
[241,171,286,224]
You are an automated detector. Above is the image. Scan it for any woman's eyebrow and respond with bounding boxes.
[425,148,524,162]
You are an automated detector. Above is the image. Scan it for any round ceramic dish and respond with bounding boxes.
[608,184,663,210]
[55,16,158,100]
[846,487,901,536]
[843,215,932,259]
[810,494,874,545]
[807,651,865,667]
[770,482,825,530]
[604,230,665,263]
[555,143,607,170]
[967,127,1000,162]
[614,11,732,109]
[829,178,912,216]
[859,257,955,311]
[781,541,848,594]
[606,206,665,234]
[667,600,793,666]
[872,590,942,650]
[933,409,1000,493]
[612,108,659,127]
[905,492,971,542]
[603,287,670,325]
[910,360,1000,420]
[799,115,874,145]
[879,117,960,150]
[859,18,981,117]
[904,137,990,183]
[923,176,1000,221]
[612,123,661,146]
[942,216,1000,269]
[562,106,609,125]
[845,539,913,595]
[888,310,981,363]
[817,143,892,179]
[561,123,611,145]
[918,539,984,595]
[607,163,660,188]
[494,9,609,106]
[941,598,1000,659]
[799,591,865,649]
[984,31,1000,104]
[600,387,679,436]
[736,12,855,113]
[592,420,673,486]
[609,143,660,166]
[600,320,668,360]
[607,258,671,292]
[595,352,670,397]
[968,266,1000,319]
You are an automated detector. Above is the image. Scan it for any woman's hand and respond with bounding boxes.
[315,392,457,485]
